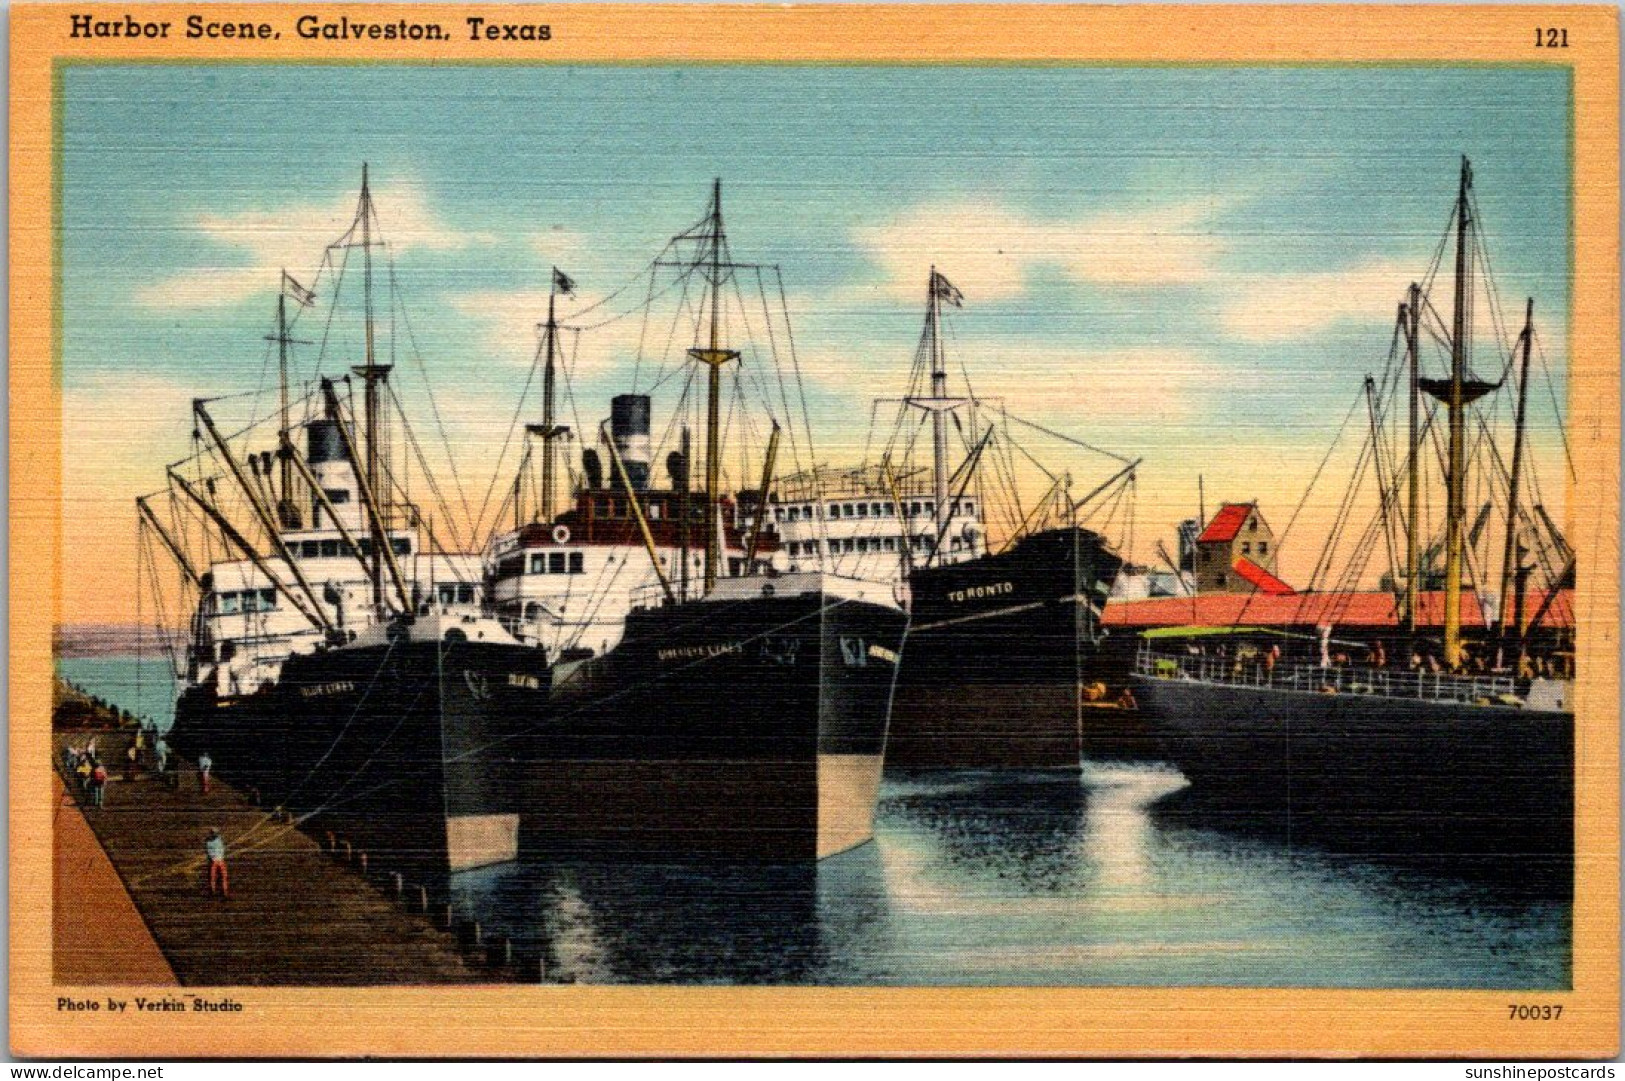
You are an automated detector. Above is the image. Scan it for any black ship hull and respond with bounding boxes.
[1133,673,1574,894]
[169,635,550,884]
[887,526,1131,770]
[518,580,907,862]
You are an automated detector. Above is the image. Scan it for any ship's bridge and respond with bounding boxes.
[484,483,776,657]
[765,466,986,582]
[192,539,483,699]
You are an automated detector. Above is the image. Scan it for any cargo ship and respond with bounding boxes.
[1130,160,1575,890]
[151,170,543,881]
[770,271,1133,770]
[483,182,907,860]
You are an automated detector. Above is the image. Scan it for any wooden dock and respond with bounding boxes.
[53,771,177,985]
[54,729,493,986]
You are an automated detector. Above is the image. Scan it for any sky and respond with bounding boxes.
[58,63,1573,625]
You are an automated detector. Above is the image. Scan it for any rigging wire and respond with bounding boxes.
[386,259,478,535]
[1230,385,1368,629]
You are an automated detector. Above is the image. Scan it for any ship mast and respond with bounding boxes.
[901,269,968,568]
[687,180,739,595]
[350,164,392,618]
[677,426,691,600]
[929,268,950,560]
[1419,157,1498,668]
[1403,282,1421,637]
[1497,298,1536,644]
[525,269,573,527]
[540,288,560,521]
[273,285,299,529]
[1443,159,1471,666]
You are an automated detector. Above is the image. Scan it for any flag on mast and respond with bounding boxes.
[552,268,577,296]
[281,271,316,308]
[930,270,963,308]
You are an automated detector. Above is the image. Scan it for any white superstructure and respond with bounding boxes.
[764,465,986,587]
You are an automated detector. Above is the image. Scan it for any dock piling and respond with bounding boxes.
[516,949,547,984]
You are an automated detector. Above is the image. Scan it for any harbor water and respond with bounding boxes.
[58,656,177,731]
[63,657,1570,988]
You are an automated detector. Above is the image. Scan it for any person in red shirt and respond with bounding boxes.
[204,829,229,899]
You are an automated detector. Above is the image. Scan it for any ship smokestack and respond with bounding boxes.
[582,449,604,491]
[307,418,348,465]
[611,394,652,492]
[305,418,362,532]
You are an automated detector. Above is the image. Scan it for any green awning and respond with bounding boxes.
[1138,625,1274,640]
[1137,624,1367,648]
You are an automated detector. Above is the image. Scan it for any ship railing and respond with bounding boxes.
[1134,646,1516,704]
[628,582,674,611]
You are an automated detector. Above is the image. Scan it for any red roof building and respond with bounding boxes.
[1193,502,1279,593]
[1232,557,1295,596]
[1102,589,1575,632]
[1196,503,1255,544]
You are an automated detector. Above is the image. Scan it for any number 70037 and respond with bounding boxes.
[1508,1004,1563,1020]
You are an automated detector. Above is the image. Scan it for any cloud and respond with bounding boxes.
[133,180,496,311]
[443,267,721,387]
[62,372,198,492]
[442,286,676,381]
[527,228,591,268]
[853,197,1230,303]
[444,288,562,358]
[981,345,1231,423]
[796,340,1228,431]
[1217,258,1420,344]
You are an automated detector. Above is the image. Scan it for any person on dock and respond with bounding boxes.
[124,742,139,783]
[90,760,108,808]
[204,829,230,899]
[198,752,213,795]
[154,738,169,776]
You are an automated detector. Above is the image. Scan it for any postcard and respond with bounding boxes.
[9,2,1619,1059]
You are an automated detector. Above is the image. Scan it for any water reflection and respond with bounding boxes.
[451,860,825,983]
[1077,761,1189,896]
[451,768,1569,988]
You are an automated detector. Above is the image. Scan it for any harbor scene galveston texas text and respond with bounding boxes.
[53,64,1574,989]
